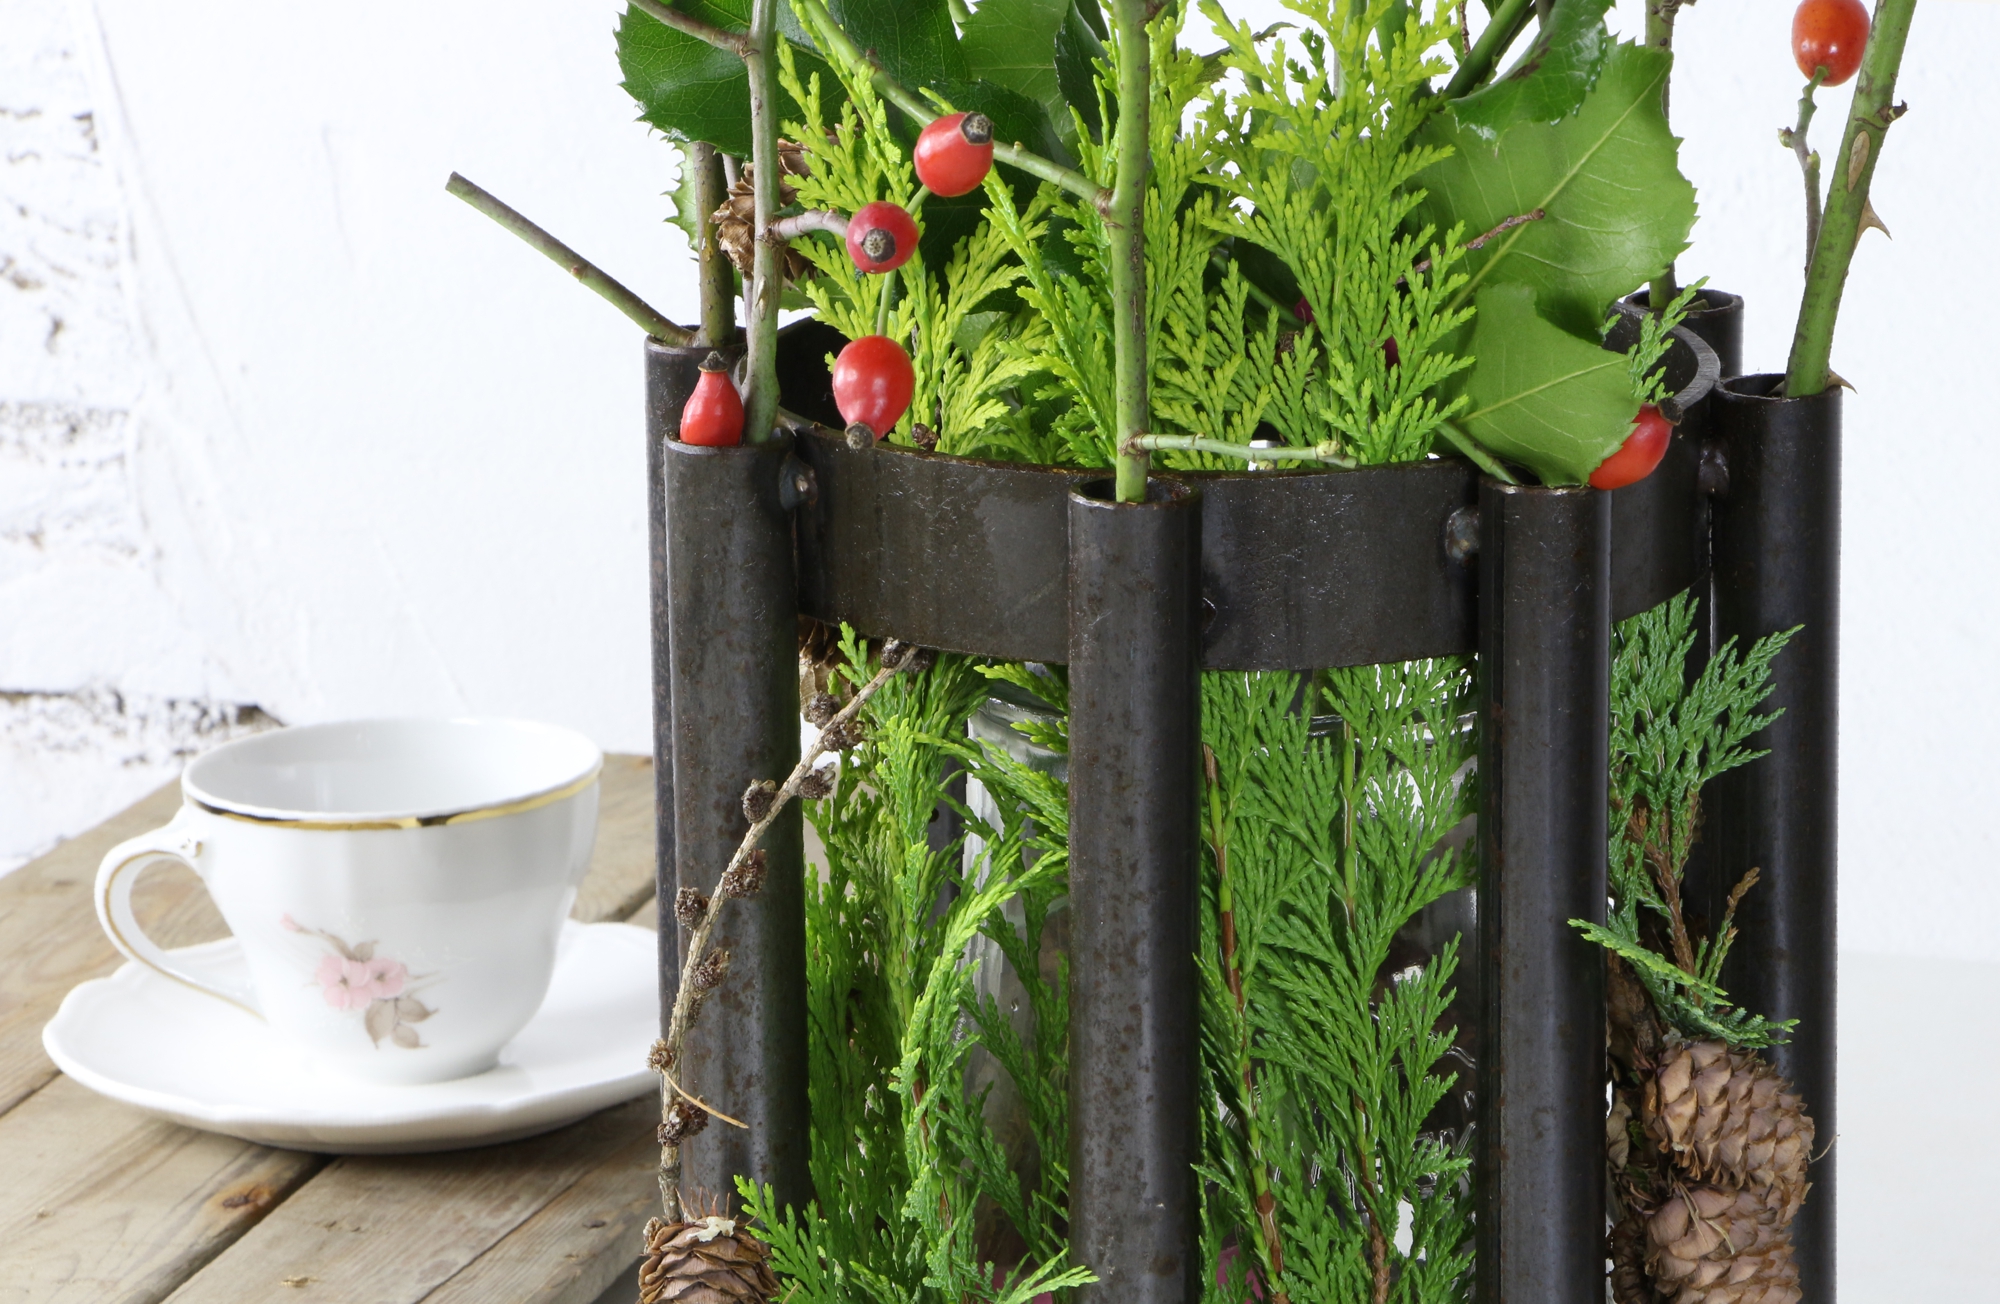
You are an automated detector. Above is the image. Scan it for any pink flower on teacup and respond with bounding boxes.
[316,953,409,1010]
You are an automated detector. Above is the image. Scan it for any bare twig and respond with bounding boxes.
[766,209,851,243]
[1126,432,1355,469]
[654,654,908,1219]
[628,0,752,55]
[445,173,692,345]
[1407,207,1545,282]
[690,143,737,348]
[1778,69,1828,277]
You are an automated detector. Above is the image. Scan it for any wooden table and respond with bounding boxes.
[0,755,663,1304]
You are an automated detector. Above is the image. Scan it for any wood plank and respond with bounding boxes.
[0,757,658,1124]
[0,1076,326,1304]
[418,1114,659,1304]
[157,1100,656,1304]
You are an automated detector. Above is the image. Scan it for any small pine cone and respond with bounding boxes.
[638,1214,782,1304]
[721,849,767,899]
[1646,1040,1814,1214]
[803,692,841,726]
[1608,1209,1651,1304]
[710,145,811,283]
[691,947,732,992]
[657,1097,712,1147]
[674,887,710,932]
[880,639,936,674]
[818,719,861,751]
[741,779,779,824]
[1645,1183,1801,1304]
[793,767,835,800]
[911,422,938,451]
[647,1038,675,1075]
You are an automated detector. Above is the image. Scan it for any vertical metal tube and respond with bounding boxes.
[663,431,810,1217]
[1630,288,1744,380]
[1476,480,1610,1304]
[1066,479,1202,1304]
[1708,374,1839,1303]
[645,338,746,1023]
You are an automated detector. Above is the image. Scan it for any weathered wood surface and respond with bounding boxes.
[0,755,663,1304]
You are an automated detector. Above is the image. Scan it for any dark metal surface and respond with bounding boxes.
[663,432,811,1217]
[1707,373,1839,1304]
[1066,479,1202,1304]
[795,329,1715,667]
[1475,480,1610,1304]
[646,337,745,1024]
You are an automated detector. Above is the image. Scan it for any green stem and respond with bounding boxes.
[690,143,738,348]
[1643,0,1682,309]
[740,0,784,443]
[1785,0,1917,397]
[1129,433,1354,468]
[1441,0,1535,100]
[444,173,692,345]
[628,0,751,55]
[1436,420,1519,483]
[1109,0,1150,504]
[795,0,1109,210]
[1779,70,1828,279]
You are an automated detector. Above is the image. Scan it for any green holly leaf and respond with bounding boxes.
[1456,285,1638,485]
[959,0,1070,118]
[827,0,968,91]
[1447,0,1614,141]
[1417,41,1694,338]
[666,145,704,252]
[617,0,831,158]
[1053,0,1107,142]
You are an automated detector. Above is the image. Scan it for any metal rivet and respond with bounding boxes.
[1698,440,1730,497]
[1444,506,1480,564]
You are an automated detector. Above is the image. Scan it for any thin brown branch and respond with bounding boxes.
[628,0,752,55]
[1408,207,1545,281]
[654,653,907,1219]
[445,173,692,345]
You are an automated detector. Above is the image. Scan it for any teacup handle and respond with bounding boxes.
[95,812,262,1017]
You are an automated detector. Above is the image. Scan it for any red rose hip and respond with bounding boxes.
[1792,0,1870,86]
[680,351,744,447]
[832,335,916,438]
[846,201,920,275]
[1589,405,1672,490]
[913,112,995,198]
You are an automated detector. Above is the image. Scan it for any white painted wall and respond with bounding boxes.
[4,0,1996,965]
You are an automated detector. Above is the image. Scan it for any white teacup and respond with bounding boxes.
[94,718,601,1086]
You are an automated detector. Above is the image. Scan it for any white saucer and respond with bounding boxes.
[43,920,660,1153]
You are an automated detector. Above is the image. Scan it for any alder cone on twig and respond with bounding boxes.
[1644,1183,1801,1304]
[638,1216,782,1304]
[1646,1039,1814,1219]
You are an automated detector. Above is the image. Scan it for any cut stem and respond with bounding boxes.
[445,173,691,345]
[691,143,738,348]
[739,0,785,443]
[1436,420,1519,484]
[1785,0,1917,396]
[1643,0,1683,315]
[1127,433,1354,469]
[1109,0,1151,503]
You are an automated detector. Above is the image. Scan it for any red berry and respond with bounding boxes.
[913,112,995,198]
[1383,336,1400,369]
[845,201,920,275]
[1294,296,1314,325]
[1589,405,1672,490]
[1792,0,1869,86]
[680,352,744,447]
[832,335,916,436]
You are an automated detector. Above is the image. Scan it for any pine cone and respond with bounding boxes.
[1645,1184,1801,1304]
[674,887,710,932]
[803,692,841,726]
[1646,1039,1814,1216]
[638,1215,782,1304]
[710,142,812,282]
[793,767,835,800]
[742,780,779,824]
[721,849,767,899]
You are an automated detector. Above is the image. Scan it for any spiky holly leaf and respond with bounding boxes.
[1053,1,1107,142]
[616,0,832,158]
[1455,285,1639,484]
[827,0,968,91]
[1447,0,1615,141]
[1418,41,1694,338]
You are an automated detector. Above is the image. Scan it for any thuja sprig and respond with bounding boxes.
[649,639,933,1221]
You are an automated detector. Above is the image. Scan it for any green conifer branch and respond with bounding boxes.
[1785,0,1918,397]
